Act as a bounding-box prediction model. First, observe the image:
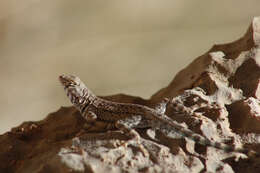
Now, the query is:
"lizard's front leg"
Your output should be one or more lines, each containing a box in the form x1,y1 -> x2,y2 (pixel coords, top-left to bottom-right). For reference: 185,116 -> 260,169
82,110 -> 97,123
81,111 -> 111,133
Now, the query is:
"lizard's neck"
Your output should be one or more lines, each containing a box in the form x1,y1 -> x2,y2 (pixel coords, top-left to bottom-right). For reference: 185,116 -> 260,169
78,89 -> 96,113
65,85 -> 96,113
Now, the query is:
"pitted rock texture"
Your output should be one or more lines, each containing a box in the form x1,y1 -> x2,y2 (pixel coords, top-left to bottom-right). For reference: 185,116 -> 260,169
1,17 -> 260,173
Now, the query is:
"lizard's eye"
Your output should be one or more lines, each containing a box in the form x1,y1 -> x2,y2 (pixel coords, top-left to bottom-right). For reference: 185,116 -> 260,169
70,81 -> 77,86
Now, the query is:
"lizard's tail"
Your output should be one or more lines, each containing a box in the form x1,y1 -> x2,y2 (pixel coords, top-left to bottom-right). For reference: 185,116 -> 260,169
187,132 -> 257,157
158,115 -> 258,157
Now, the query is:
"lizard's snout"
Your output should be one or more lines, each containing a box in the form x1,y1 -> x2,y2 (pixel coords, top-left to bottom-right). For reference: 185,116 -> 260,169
59,74 -> 79,88
59,75 -> 67,85
59,74 -> 72,87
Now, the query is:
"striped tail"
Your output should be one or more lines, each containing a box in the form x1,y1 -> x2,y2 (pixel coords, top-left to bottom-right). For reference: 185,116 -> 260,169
152,114 -> 258,157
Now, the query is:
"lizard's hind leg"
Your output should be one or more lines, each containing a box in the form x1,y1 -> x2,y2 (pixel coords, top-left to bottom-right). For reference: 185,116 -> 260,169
154,98 -> 170,114
115,116 -> 149,156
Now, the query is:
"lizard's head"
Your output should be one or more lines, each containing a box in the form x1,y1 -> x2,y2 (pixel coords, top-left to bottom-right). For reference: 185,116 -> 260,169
59,74 -> 82,88
59,74 -> 88,106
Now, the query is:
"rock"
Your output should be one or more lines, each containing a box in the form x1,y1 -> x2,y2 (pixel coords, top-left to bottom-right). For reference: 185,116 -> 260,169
1,17 -> 260,173
227,97 -> 260,133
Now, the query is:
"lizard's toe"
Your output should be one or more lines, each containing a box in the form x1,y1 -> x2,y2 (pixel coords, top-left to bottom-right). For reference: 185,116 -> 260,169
83,123 -> 93,130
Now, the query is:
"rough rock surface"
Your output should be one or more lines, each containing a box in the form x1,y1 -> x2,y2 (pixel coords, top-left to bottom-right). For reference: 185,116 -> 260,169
1,17 -> 260,173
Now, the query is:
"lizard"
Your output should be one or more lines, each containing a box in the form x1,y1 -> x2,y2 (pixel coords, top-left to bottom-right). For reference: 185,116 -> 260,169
59,74 -> 257,156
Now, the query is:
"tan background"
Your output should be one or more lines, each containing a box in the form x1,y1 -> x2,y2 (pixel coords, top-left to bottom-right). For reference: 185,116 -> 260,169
0,1 -> 259,134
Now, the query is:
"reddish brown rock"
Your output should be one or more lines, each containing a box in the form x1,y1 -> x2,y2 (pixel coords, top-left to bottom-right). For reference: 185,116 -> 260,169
151,18 -> 257,102
1,17 -> 260,173
227,98 -> 260,133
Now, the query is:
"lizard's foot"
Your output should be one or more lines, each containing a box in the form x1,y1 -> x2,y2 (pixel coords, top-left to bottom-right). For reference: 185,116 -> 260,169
119,131 -> 149,157
155,97 -> 170,114
75,122 -> 101,136
115,121 -> 149,157
81,121 -> 110,132
83,122 -> 93,130
75,123 -> 94,136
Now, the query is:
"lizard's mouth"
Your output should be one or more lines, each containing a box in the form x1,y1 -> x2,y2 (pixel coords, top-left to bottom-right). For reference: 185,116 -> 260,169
63,84 -> 73,90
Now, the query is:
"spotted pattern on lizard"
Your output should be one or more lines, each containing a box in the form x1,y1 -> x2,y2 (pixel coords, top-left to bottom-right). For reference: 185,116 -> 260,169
59,74 -> 257,156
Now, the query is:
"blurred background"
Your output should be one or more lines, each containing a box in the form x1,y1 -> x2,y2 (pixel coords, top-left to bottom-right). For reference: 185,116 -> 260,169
0,1 -> 259,134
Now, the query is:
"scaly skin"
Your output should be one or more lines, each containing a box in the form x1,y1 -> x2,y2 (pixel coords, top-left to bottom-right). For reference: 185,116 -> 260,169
59,74 -> 257,156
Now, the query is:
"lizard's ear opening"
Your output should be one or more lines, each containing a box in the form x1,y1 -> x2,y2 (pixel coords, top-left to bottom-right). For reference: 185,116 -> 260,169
73,76 -> 82,85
